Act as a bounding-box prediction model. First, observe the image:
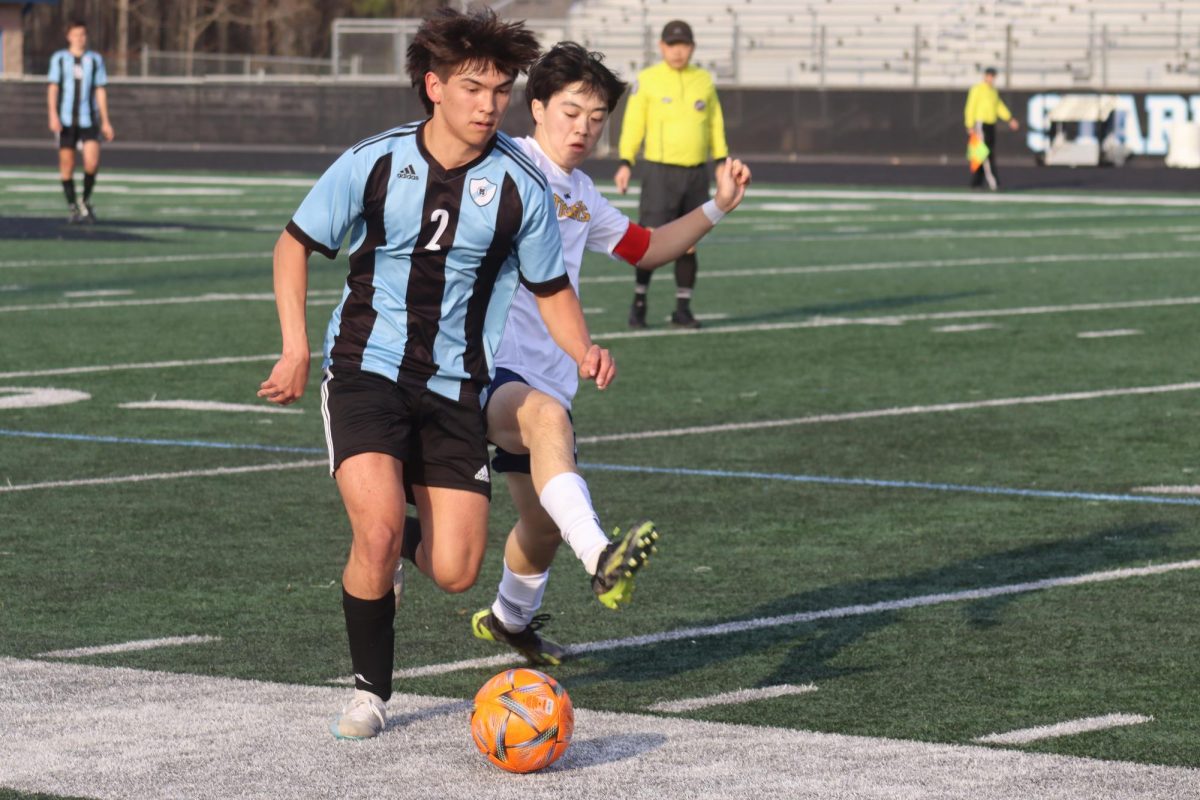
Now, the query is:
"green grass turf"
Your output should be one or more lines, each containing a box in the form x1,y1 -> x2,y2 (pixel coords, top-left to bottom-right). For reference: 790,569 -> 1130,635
1,169 -> 1198,770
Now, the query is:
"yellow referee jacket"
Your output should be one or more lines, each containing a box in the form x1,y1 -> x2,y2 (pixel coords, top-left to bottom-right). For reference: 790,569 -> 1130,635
963,81 -> 1012,129
618,61 -> 728,167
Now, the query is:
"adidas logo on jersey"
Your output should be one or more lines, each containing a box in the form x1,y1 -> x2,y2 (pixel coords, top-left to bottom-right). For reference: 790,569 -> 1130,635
396,164 -> 419,180
474,466 -> 490,483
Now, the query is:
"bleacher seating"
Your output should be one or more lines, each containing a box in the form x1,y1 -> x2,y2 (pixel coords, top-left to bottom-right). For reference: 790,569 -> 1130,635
553,0 -> 1200,87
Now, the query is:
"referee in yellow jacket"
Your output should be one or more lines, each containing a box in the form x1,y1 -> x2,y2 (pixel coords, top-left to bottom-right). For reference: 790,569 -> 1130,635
615,20 -> 728,328
964,67 -> 1020,190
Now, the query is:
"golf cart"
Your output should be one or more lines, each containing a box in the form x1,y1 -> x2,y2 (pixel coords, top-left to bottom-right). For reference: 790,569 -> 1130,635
1039,94 -> 1131,167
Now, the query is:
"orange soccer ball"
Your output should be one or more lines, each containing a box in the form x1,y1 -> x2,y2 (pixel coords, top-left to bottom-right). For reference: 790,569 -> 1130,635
470,668 -> 574,773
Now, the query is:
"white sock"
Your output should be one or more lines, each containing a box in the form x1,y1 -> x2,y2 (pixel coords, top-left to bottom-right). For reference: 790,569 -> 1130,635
539,472 -> 609,575
491,561 -> 549,632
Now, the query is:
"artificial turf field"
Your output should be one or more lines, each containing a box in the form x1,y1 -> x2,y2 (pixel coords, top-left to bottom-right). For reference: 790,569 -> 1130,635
0,166 -> 1198,798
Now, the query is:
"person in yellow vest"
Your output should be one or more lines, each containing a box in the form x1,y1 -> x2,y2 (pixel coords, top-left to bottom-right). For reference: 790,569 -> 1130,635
964,67 -> 1020,190
615,20 -> 728,328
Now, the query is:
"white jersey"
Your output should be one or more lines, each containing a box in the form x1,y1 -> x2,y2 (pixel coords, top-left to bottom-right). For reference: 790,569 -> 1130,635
492,136 -> 632,409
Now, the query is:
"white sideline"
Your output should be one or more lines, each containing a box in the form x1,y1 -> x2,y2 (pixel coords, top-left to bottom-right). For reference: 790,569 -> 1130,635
38,635 -> 221,659
1077,329 -> 1142,339
576,381 -> 1200,444
646,684 -> 818,713
975,714 -> 1154,746
347,559 -> 1200,682
0,459 -> 325,493
3,658 -> 1195,800
1131,485 -> 1200,496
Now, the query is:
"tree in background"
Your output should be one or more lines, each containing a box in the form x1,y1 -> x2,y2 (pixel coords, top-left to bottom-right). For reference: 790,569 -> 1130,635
21,0 -> 450,74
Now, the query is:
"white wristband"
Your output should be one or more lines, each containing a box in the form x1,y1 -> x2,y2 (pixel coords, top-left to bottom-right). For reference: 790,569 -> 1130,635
701,199 -> 726,226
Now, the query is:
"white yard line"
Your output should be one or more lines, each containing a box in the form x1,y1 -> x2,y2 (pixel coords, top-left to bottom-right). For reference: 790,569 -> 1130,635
593,296 -> 1200,342
62,289 -> 134,298
934,323 -> 1000,333
577,381 -> 1200,444
118,399 -> 303,414
579,250 -> 1196,284
0,251 -> 270,270
0,460 -> 325,493
37,635 -> 221,659
1131,485 -> 1200,496
975,714 -> 1154,746
351,559 -> 1200,681
646,684 -> 818,713
0,292 -> 275,313
0,353 -> 289,380
1077,329 -> 1142,339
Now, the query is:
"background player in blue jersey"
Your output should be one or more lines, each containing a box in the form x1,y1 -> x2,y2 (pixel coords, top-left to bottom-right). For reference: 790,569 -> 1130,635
47,20 -> 114,224
258,9 -> 613,741
469,43 -> 751,665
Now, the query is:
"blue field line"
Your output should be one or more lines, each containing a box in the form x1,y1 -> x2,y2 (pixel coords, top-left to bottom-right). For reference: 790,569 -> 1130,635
2,427 -> 1194,506
0,428 -> 325,455
577,461 -> 1200,507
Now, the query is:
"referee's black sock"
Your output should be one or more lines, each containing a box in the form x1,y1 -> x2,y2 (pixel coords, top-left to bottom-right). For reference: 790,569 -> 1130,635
61,179 -> 77,207
343,586 -> 396,701
83,172 -> 96,202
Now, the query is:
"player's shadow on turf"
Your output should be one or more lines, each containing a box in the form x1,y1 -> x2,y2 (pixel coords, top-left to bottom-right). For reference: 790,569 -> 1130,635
550,732 -> 668,771
385,698 -> 472,730
0,216 -> 252,241
569,521 -> 1177,690
722,290 -> 989,326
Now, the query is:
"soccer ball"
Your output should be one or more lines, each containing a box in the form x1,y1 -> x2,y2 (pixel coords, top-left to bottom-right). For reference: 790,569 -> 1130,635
470,667 -> 574,773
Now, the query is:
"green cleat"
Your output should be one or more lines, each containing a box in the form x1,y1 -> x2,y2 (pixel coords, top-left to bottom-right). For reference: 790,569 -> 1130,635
471,609 -> 565,666
592,520 -> 659,610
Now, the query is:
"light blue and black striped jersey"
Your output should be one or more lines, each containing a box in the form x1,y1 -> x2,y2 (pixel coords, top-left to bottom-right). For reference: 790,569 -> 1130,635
287,120 -> 570,404
47,49 -> 108,128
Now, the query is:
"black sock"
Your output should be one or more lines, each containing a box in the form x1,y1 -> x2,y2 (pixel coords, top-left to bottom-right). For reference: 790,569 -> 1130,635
676,296 -> 691,314
634,266 -> 651,299
62,179 -> 76,206
83,173 -> 96,202
342,586 -> 396,701
399,516 -> 422,564
674,252 -> 698,292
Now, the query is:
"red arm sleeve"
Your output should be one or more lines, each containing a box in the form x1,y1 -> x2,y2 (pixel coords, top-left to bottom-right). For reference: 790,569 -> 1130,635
612,222 -> 651,265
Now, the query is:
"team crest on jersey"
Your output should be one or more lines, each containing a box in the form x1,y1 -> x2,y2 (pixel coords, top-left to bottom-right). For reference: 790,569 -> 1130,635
694,99 -> 707,111
469,177 -> 498,207
554,193 -> 590,222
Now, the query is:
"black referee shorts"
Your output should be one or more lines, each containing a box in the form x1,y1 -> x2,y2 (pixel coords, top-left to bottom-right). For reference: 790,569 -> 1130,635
637,161 -> 711,228
320,369 -> 491,501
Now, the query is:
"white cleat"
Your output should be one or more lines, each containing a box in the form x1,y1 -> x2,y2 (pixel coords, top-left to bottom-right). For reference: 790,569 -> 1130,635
331,689 -> 387,740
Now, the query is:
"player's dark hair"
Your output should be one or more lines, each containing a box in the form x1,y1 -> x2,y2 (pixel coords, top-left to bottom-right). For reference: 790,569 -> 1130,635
406,7 -> 541,114
525,42 -> 627,114
65,19 -> 88,33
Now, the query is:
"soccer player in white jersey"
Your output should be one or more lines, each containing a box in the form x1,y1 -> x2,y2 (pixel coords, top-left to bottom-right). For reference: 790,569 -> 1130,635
468,42 -> 751,664
258,11 -> 613,740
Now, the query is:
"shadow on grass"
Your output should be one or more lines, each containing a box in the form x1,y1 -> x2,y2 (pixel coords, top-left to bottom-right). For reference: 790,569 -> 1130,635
0,216 -> 252,241
569,521 -> 1178,690
716,289 -> 990,326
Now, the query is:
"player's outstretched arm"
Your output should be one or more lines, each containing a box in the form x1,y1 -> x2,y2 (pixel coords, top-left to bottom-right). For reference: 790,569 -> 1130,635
634,157 -> 752,269
258,230 -> 311,405
533,286 -> 615,390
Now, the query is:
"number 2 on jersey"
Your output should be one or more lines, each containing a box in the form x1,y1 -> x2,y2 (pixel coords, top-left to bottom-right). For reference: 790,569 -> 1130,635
424,209 -> 450,251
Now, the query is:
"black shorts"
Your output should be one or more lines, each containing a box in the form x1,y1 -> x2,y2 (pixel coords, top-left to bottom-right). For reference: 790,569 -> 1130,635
59,126 -> 99,150
638,161 -> 711,228
321,369 -> 491,500
484,367 -> 575,475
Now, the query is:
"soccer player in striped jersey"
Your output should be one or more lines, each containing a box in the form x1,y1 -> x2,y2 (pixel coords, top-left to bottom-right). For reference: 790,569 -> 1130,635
47,20 -> 114,224
258,10 -> 613,740
470,43 -> 751,665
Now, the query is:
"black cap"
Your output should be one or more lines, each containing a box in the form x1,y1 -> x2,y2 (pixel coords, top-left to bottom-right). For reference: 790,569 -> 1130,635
661,20 -> 694,45
984,66 -> 998,76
